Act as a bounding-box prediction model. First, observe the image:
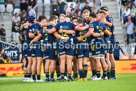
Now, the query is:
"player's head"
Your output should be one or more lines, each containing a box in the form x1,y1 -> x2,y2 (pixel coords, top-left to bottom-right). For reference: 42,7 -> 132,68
65,17 -> 70,22
98,10 -> 106,19
72,17 -> 78,24
59,14 -> 66,23
77,19 -> 83,25
90,12 -> 96,21
100,6 -> 109,16
38,15 -> 48,23
49,15 -> 58,24
28,16 -> 35,23
100,6 -> 108,12
83,9 -> 90,21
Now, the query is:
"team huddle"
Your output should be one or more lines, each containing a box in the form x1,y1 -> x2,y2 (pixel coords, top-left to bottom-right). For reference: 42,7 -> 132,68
20,6 -> 116,82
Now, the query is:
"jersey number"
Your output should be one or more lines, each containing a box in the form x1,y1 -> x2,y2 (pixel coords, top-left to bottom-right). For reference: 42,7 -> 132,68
99,30 -> 102,33
45,34 -> 48,40
62,33 -> 68,37
80,35 -> 87,42
24,34 -> 27,41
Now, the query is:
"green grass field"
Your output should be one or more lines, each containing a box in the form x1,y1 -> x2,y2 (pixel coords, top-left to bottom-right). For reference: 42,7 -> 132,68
0,74 -> 136,91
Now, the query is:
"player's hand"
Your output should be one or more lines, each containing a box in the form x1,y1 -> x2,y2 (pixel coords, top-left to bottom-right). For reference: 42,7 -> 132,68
102,20 -> 107,24
77,37 -> 82,41
100,32 -> 104,36
30,41 -> 33,45
113,32 -> 116,36
64,37 -> 69,41
85,24 -> 89,28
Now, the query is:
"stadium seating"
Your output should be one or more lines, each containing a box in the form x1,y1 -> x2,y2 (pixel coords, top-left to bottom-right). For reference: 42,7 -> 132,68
0,4 -> 5,19
6,4 -> 13,18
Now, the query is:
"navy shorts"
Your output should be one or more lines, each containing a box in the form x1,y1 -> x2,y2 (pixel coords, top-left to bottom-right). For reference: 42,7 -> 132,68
31,43 -> 43,57
22,43 -> 31,57
93,39 -> 106,56
77,49 -> 89,58
109,37 -> 116,54
43,49 -> 58,60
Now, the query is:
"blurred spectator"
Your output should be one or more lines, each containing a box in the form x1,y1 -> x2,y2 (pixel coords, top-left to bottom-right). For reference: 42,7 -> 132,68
67,3 -> 74,16
82,2 -> 92,13
0,24 -> 6,41
58,0 -> 66,14
121,0 -> 127,7
131,5 -> 136,17
12,22 -> 20,43
52,1 -> 59,17
75,6 -> 81,14
131,5 -> 136,25
86,0 -> 96,9
0,48 -> 12,64
76,10 -> 82,19
11,13 -> 21,25
125,15 -> 135,44
28,0 -> 37,10
28,5 -> 36,17
75,1 -> 81,10
21,12 -> 27,25
126,0 -> 134,9
114,42 -> 125,60
69,9 -> 76,18
124,6 -> 131,20
20,0 -> 28,12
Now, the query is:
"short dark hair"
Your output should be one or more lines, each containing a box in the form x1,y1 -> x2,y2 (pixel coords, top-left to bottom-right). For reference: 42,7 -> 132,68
49,15 -> 57,21
38,15 -> 47,22
72,17 -> 78,21
98,11 -> 106,15
71,8 -> 74,11
77,19 -> 83,24
90,12 -> 96,18
100,6 -> 108,11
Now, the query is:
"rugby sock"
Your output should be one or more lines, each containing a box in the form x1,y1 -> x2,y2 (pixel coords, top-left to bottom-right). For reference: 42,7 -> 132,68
94,70 -> 96,76
74,73 -> 78,78
68,73 -> 72,79
103,71 -> 107,77
111,67 -> 115,77
96,71 -> 101,78
79,69 -> 83,79
37,75 -> 40,80
92,70 -> 95,76
32,74 -> 36,80
28,73 -> 31,78
24,73 -> 27,78
107,71 -> 111,79
51,72 -> 54,79
45,72 -> 49,79
61,73 -> 64,79
83,64 -> 88,78
57,71 -> 60,77
65,64 -> 67,76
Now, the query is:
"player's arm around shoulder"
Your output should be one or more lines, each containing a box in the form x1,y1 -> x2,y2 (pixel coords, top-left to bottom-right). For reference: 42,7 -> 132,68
30,29 -> 43,44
